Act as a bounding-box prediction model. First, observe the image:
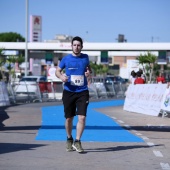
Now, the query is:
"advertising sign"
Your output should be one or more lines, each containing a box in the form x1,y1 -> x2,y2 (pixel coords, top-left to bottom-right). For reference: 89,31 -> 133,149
30,15 -> 42,42
157,51 -> 167,65
101,51 -> 108,64
45,53 -> 53,65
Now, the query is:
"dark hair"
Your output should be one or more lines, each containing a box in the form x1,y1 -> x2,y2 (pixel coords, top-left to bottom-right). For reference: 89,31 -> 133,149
139,69 -> 143,74
131,71 -> 136,78
131,70 -> 135,74
136,71 -> 142,77
71,36 -> 83,46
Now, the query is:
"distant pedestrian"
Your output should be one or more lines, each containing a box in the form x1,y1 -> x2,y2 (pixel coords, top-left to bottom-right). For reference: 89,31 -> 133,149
156,72 -> 165,84
134,71 -> 145,84
129,70 -> 136,84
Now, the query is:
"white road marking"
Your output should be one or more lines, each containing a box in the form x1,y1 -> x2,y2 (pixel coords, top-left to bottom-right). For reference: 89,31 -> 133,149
147,142 -> 155,146
146,124 -> 153,128
131,130 -> 138,133
160,163 -> 170,170
117,120 -> 124,123
159,124 -> 166,128
124,125 -> 131,128
153,150 -> 163,157
141,136 -> 149,140
109,119 -> 169,170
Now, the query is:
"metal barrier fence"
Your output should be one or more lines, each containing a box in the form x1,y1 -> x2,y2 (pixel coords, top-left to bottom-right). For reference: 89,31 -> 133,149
88,82 -> 127,99
88,76 -> 127,99
7,81 -> 63,103
6,80 -> 127,104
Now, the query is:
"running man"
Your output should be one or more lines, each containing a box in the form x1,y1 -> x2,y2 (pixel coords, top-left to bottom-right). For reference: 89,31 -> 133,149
55,36 -> 92,153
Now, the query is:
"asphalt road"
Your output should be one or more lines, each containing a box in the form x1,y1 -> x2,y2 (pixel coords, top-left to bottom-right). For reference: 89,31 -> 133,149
0,100 -> 170,170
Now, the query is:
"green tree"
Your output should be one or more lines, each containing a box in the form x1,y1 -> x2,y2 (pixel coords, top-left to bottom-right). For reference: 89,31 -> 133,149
0,48 -> 25,82
6,56 -> 17,82
90,61 -> 98,76
6,55 -> 25,82
0,32 -> 25,42
90,62 -> 109,76
136,52 -> 157,83
16,54 -> 25,74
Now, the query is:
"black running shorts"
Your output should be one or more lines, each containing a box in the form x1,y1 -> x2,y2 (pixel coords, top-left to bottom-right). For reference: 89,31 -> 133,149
62,90 -> 89,118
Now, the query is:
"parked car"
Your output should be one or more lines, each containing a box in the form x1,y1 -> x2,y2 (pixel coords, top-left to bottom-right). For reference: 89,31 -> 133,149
14,76 -> 47,96
105,76 -> 126,84
104,76 -> 127,97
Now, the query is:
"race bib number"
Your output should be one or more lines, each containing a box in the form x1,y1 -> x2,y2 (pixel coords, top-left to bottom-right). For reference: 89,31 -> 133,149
71,75 -> 84,86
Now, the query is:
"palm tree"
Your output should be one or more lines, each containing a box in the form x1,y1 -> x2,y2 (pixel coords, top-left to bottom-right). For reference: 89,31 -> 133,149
146,52 -> 157,82
16,54 -> 25,74
90,61 -> 109,77
6,54 -> 25,82
6,55 -> 17,82
137,51 -> 157,83
90,61 -> 98,76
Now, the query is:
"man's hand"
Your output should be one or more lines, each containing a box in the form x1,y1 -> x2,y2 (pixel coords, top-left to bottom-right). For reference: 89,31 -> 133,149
60,74 -> 69,82
56,67 -> 69,82
85,67 -> 92,77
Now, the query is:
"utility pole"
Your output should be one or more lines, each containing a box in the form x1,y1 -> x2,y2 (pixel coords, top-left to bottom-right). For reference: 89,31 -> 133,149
25,0 -> 28,76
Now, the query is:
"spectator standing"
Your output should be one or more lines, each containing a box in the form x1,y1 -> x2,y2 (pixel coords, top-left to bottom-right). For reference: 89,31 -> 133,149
134,71 -> 145,84
156,73 -> 165,84
129,70 -> 136,84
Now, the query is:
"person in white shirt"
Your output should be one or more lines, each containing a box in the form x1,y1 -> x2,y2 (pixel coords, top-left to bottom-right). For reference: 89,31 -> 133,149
129,70 -> 136,84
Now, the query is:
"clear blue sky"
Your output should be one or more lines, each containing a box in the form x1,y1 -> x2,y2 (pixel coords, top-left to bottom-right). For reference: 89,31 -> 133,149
0,0 -> 170,42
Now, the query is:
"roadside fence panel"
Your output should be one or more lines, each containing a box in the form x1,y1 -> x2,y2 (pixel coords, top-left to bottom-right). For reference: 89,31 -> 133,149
7,81 -> 63,104
88,83 -> 98,99
113,82 -> 126,98
104,82 -> 116,98
8,82 -> 42,103
38,81 -> 63,101
93,82 -> 108,99
6,80 -> 127,104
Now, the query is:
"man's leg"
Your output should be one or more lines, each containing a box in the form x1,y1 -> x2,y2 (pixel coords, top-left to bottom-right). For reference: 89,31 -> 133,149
72,115 -> 86,153
65,117 -> 74,152
72,90 -> 89,153
65,117 -> 74,138
76,115 -> 86,140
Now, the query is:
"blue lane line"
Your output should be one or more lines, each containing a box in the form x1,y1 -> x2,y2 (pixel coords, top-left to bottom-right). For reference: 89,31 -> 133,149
35,100 -> 144,142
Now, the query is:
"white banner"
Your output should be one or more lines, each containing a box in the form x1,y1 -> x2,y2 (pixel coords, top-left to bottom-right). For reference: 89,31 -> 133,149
160,87 -> 170,111
123,84 -> 167,116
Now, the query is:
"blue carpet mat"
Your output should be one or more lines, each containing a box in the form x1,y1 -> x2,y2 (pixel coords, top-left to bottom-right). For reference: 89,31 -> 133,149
35,100 -> 144,142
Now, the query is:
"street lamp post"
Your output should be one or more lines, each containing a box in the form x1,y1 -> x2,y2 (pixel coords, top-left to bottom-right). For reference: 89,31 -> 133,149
25,0 -> 28,76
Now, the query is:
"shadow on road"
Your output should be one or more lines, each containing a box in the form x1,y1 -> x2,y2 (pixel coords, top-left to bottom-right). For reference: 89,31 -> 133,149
0,106 -> 10,127
85,144 -> 164,153
0,143 -> 47,154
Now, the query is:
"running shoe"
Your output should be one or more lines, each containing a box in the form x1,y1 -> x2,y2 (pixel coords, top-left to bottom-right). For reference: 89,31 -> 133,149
66,139 -> 74,152
72,140 -> 84,153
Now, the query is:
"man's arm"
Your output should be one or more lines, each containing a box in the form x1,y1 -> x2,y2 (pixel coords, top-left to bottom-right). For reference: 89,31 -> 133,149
55,67 -> 68,82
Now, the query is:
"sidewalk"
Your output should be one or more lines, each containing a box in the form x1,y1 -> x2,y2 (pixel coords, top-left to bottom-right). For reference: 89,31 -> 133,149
0,100 -> 170,170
